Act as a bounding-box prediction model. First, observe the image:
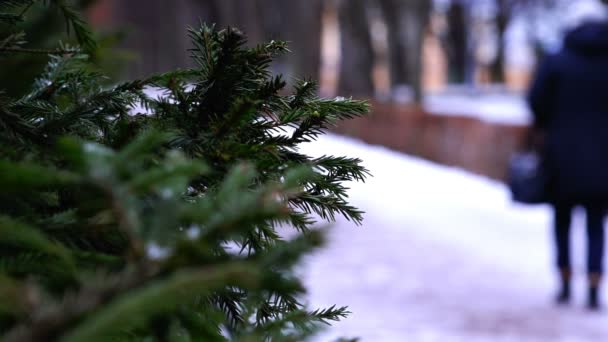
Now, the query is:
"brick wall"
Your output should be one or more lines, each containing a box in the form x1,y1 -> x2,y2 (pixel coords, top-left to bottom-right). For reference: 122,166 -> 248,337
333,101 -> 529,181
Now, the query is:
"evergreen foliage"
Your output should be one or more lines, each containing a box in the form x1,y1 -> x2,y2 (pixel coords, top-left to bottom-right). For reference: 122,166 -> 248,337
0,0 -> 127,96
0,3 -> 369,340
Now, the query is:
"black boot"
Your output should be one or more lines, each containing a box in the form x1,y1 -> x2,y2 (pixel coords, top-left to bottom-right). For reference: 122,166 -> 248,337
588,273 -> 601,311
556,280 -> 571,304
556,268 -> 571,305
588,286 -> 600,310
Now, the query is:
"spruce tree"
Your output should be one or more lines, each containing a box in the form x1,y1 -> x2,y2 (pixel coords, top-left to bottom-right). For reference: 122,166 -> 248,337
0,0 -> 127,96
0,2 -> 369,340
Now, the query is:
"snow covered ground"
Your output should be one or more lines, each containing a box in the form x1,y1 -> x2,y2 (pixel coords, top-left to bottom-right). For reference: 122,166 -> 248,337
424,92 -> 532,126
298,134 -> 608,342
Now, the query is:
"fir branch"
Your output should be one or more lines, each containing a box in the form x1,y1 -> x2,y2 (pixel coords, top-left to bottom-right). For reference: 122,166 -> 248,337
0,216 -> 78,284
0,21 -> 370,339
50,0 -> 96,52
0,32 -> 26,49
3,266 -> 158,342
312,155 -> 371,182
289,79 -> 318,109
0,103 -> 44,144
308,305 -> 351,325
0,12 -> 22,24
60,264 -> 261,342
0,0 -> 35,10
211,289 -> 246,330
26,53 -> 89,101
0,160 -> 79,191
16,0 -> 33,17
0,0 -> 34,23
290,192 -> 365,225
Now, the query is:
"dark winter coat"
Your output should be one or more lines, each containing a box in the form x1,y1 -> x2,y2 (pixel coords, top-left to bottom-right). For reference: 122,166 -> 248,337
528,20 -> 608,202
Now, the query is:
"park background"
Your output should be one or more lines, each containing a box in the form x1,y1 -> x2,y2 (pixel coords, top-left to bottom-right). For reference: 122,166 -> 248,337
86,1 -> 608,340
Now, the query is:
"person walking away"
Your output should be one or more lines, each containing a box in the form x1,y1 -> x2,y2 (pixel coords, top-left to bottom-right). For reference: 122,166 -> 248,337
528,6 -> 608,310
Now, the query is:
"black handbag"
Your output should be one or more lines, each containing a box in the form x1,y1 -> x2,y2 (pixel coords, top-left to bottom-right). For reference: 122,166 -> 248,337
508,151 -> 548,204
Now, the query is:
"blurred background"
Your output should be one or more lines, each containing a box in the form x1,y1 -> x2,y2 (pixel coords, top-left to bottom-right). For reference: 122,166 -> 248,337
89,0 -> 600,94
81,0 -> 608,340
85,0 -> 608,182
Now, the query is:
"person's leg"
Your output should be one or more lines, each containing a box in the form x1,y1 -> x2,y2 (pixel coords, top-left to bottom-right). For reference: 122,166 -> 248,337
585,203 -> 606,310
554,203 -> 573,303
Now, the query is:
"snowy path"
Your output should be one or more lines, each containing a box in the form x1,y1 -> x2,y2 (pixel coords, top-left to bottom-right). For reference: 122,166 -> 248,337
298,134 -> 608,342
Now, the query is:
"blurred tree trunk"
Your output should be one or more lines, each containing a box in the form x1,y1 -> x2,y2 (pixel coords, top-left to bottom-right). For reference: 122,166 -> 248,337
378,0 -> 410,88
112,0 -> 218,78
379,0 -> 430,103
491,0 -> 554,83
108,0 -> 324,86
254,0 -> 323,81
286,0 -> 324,80
491,0 -> 510,83
407,0 -> 432,103
214,0 -> 263,44
445,1 -> 468,84
176,0 -> 219,64
337,0 -> 374,97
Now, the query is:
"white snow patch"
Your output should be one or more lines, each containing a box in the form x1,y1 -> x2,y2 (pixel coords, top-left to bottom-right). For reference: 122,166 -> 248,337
424,92 -> 532,126
297,134 -> 608,341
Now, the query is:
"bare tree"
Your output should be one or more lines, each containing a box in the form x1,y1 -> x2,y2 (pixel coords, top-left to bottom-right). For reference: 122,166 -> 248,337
337,0 -> 375,97
444,0 -> 469,84
109,0 -> 219,77
286,0 -> 324,80
104,0 -> 327,88
492,0 -> 513,83
408,0 -> 432,103
254,0 -> 324,81
492,0 -> 555,82
214,0 -> 264,44
378,0 -> 432,102
378,0 -> 410,89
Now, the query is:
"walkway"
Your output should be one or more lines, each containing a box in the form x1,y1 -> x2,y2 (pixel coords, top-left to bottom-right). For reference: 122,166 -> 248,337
299,134 -> 608,341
